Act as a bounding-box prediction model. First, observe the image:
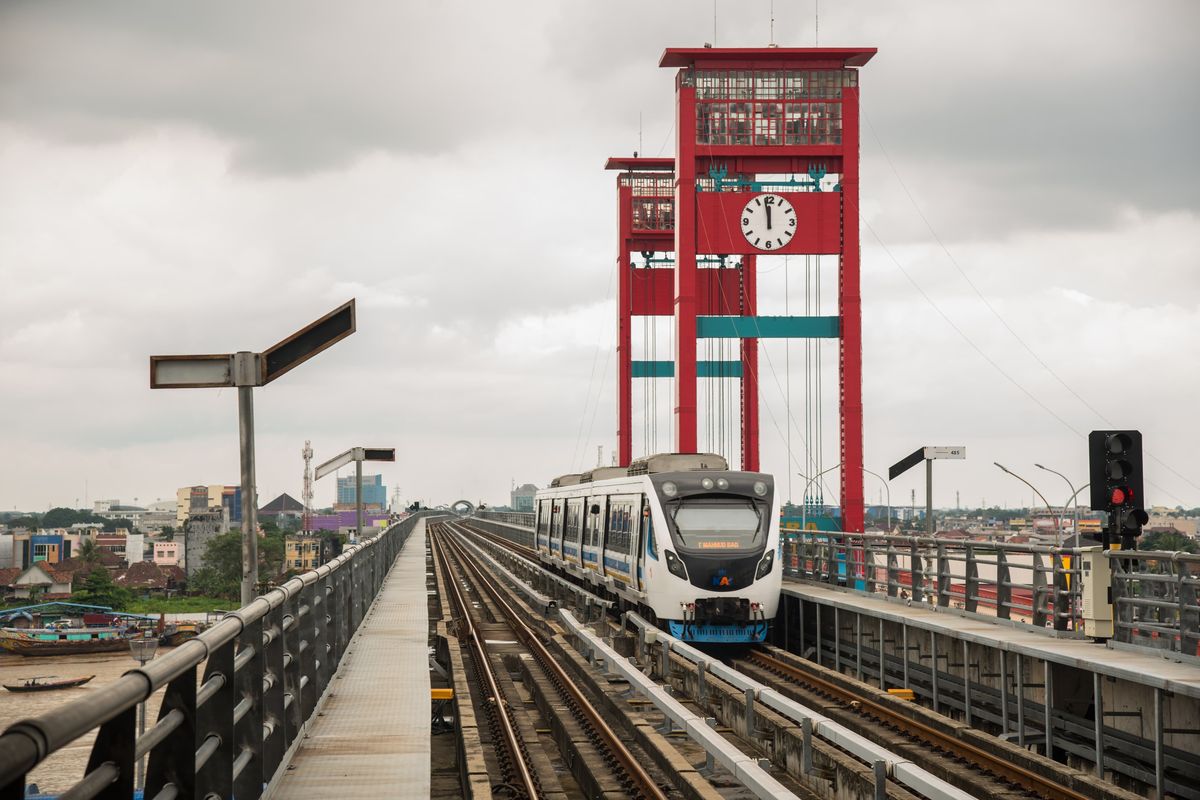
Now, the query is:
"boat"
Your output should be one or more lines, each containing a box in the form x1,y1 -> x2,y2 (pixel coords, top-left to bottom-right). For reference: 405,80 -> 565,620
158,621 -> 204,647
0,627 -> 131,657
4,675 -> 95,692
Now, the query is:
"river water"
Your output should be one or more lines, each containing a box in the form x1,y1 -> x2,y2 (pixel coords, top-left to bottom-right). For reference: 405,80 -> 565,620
0,647 -> 181,795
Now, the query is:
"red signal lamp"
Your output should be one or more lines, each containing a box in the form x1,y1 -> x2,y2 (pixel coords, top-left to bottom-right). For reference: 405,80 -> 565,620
1111,487 -> 1126,505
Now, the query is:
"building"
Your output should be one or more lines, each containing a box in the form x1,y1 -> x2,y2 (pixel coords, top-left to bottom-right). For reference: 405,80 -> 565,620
510,483 -> 537,513
12,563 -> 75,599
91,500 -> 151,530
182,511 -> 229,577
1147,515 -> 1198,537
336,474 -> 386,510
260,493 -> 305,529
285,536 -> 323,572
176,485 -> 243,527
153,541 -> 181,566
308,510 -> 390,536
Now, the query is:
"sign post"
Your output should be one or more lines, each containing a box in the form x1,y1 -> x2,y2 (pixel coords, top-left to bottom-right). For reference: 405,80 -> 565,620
150,300 -> 357,606
315,447 -> 397,542
889,446 -> 965,536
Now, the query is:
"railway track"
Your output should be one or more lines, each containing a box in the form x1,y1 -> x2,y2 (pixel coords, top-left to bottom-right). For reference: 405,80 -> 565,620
431,522 -> 671,800
736,648 -> 1099,800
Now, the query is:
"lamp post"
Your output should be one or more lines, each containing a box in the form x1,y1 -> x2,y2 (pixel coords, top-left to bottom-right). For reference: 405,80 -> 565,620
861,467 -> 891,531
994,462 -> 1060,547
798,463 -> 841,532
129,634 -> 160,791
1034,463 -> 1079,536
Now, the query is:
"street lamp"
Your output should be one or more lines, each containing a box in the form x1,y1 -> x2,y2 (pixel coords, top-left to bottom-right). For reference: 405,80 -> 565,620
861,467 -> 891,531
129,634 -> 160,791
994,462 -> 1060,547
798,463 -> 841,532
1034,463 -> 1080,536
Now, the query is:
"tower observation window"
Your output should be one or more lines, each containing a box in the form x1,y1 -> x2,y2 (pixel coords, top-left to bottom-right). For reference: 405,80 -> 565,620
621,173 -> 675,231
695,69 -> 855,146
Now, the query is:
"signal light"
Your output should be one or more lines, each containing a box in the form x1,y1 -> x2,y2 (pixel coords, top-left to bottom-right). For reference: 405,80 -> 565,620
1089,430 -> 1146,546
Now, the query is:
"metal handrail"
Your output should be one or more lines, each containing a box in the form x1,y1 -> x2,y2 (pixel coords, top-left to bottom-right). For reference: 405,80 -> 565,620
0,511 -> 436,799
783,529 -> 1082,632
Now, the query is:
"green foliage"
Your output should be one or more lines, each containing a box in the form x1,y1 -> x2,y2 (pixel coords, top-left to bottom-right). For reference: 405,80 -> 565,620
159,526 -> 174,541
188,566 -> 238,599
1140,530 -> 1199,554
73,568 -> 132,611
260,528 -> 286,576
78,537 -> 99,563
103,517 -> 136,533
125,596 -> 234,614
5,515 -> 41,529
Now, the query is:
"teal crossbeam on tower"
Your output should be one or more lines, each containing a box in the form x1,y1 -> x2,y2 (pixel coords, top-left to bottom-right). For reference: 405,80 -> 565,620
696,316 -> 840,339
632,360 -> 743,378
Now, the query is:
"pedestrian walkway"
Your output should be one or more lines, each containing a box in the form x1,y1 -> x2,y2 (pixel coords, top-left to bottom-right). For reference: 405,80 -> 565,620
269,518 -> 430,798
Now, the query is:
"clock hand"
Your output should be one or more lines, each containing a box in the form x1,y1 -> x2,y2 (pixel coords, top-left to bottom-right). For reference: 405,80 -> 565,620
766,204 -> 773,230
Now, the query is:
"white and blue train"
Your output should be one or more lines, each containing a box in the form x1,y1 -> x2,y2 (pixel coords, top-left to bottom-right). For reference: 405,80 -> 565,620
533,453 -> 781,643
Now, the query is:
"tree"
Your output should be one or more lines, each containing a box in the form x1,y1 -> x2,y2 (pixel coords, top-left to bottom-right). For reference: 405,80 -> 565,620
189,566 -> 239,599
78,537 -> 100,564
73,568 -> 132,610
159,525 -> 175,541
1141,530 -> 1199,554
5,515 -> 40,530
260,528 -> 286,577
103,517 -> 136,533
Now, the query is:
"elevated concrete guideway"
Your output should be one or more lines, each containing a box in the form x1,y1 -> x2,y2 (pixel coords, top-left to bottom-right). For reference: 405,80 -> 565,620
268,518 -> 431,799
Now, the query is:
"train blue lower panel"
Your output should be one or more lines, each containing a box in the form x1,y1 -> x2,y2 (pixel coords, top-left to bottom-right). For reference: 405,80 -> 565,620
668,620 -> 769,643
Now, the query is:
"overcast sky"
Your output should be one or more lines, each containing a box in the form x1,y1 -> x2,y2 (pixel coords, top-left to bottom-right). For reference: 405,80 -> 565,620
1,1 -> 1197,515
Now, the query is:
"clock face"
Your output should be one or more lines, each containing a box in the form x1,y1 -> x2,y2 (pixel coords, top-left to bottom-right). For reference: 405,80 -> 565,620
740,193 -> 796,251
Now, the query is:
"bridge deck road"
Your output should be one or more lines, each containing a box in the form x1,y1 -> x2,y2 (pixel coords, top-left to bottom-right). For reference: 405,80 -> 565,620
268,518 -> 430,798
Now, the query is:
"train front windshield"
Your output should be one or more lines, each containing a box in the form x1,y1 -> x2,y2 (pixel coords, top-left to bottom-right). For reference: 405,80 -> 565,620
671,498 -> 764,549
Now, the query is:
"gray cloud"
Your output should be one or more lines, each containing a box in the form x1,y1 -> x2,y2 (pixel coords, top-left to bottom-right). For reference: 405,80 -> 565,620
0,1 -> 1196,510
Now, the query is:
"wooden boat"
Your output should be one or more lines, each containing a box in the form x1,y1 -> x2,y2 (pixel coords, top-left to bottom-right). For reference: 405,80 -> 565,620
158,622 -> 203,647
0,627 -> 130,657
4,675 -> 95,692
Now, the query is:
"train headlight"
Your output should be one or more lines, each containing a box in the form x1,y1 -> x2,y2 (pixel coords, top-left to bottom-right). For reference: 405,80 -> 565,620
664,549 -> 688,579
755,549 -> 774,579
716,478 -> 729,490
701,477 -> 715,490
753,481 -> 768,497
662,481 -> 678,497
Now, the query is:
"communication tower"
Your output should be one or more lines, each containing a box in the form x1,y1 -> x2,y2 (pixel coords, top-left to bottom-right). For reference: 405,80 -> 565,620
302,440 -> 314,533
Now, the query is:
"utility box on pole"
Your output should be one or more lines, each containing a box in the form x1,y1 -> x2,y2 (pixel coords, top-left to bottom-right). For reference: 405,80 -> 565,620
1079,546 -> 1114,639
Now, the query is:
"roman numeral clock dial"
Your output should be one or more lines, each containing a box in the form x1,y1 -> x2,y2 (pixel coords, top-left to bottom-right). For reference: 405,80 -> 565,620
740,193 -> 796,251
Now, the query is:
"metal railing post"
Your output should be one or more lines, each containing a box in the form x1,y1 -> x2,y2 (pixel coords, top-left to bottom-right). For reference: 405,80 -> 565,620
145,665 -> 198,799
83,705 -> 136,800
282,590 -> 303,750
235,614 -> 266,799
936,543 -> 950,607
964,543 -> 979,613
910,538 -> 924,604
996,548 -> 1012,620
1032,551 -> 1048,628
195,635 -> 236,797
262,602 -> 287,772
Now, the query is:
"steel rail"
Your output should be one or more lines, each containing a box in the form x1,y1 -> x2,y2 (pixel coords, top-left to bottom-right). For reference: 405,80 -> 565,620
459,519 -> 539,560
741,649 -> 1092,800
436,525 -> 669,800
430,526 -> 541,800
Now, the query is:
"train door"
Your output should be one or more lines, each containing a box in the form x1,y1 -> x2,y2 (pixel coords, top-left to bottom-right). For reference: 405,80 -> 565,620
632,495 -> 646,591
550,498 -> 564,559
564,497 -> 583,566
603,495 -> 636,587
583,495 -> 605,575
639,495 -> 657,589
536,499 -> 551,555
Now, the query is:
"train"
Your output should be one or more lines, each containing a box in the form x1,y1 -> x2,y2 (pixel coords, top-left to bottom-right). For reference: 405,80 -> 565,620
533,453 -> 781,643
